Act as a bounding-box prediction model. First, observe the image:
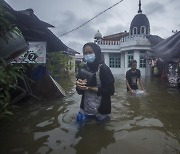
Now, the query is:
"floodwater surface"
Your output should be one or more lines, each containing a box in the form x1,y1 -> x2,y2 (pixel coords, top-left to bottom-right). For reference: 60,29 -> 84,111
0,76 -> 180,154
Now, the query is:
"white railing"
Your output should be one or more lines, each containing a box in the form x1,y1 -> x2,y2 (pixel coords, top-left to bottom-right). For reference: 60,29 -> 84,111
120,35 -> 151,47
97,40 -> 121,45
97,34 -> 151,50
120,34 -> 147,42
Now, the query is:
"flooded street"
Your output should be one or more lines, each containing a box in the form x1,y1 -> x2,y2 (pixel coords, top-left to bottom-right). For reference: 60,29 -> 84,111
0,76 -> 180,154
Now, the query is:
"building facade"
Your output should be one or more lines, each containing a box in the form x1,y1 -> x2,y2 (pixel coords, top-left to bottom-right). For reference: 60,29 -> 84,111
94,0 -> 160,76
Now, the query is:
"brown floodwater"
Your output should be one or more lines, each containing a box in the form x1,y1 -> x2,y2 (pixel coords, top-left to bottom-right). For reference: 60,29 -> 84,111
0,75 -> 180,154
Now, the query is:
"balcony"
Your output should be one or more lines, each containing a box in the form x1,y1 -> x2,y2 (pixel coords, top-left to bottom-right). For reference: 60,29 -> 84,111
97,40 -> 120,50
120,35 -> 151,48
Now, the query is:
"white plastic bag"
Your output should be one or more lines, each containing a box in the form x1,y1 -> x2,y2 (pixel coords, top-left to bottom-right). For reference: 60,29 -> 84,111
134,90 -> 146,96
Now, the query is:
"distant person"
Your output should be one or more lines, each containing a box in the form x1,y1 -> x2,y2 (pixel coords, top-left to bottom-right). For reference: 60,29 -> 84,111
76,42 -> 115,123
126,60 -> 145,95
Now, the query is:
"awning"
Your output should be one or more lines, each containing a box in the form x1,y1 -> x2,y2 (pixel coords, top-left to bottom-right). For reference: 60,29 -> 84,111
152,31 -> 180,61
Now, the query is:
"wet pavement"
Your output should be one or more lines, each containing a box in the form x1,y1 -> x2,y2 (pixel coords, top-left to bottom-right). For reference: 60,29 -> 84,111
0,75 -> 180,154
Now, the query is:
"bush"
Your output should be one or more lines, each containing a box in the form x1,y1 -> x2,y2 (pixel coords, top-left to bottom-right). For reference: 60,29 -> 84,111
47,52 -> 71,79
0,59 -> 24,119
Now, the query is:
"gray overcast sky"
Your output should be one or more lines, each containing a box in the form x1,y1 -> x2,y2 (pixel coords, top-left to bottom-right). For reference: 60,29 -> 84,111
5,0 -> 180,53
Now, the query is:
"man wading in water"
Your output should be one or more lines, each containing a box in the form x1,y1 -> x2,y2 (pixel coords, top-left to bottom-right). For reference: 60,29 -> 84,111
126,60 -> 145,95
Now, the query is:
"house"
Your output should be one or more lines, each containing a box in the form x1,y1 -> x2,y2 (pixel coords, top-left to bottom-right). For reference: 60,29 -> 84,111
94,0 -> 163,76
2,0 -> 79,64
1,0 -> 80,100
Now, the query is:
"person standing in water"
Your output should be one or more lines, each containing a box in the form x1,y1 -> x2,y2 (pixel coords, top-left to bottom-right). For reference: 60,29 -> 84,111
126,60 -> 145,95
76,42 -> 115,123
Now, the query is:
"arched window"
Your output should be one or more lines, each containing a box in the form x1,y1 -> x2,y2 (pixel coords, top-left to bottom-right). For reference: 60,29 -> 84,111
140,26 -> 146,34
133,27 -> 137,35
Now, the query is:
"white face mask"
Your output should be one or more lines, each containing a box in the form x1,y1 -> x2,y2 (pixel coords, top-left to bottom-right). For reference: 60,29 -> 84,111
84,53 -> 96,63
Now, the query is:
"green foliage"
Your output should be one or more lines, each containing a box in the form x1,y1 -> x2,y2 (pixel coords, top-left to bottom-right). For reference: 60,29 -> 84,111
0,58 -> 24,119
47,52 -> 71,79
0,1 -> 26,120
0,0 -> 15,36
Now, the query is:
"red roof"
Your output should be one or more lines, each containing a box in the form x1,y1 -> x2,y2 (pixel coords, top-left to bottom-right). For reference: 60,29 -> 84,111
103,32 -> 129,41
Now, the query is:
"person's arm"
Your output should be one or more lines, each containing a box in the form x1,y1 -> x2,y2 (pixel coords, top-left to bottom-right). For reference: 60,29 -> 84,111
77,65 -> 115,95
76,78 -> 99,92
137,70 -> 145,91
126,71 -> 134,95
87,86 -> 98,92
138,78 -> 145,91
126,79 -> 134,95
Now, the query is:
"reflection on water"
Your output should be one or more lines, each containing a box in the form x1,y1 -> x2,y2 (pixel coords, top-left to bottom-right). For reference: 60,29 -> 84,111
0,76 -> 180,154
74,124 -> 115,154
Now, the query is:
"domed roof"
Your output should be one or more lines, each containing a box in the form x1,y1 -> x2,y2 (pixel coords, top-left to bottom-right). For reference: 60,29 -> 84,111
130,14 -> 150,32
129,0 -> 150,35
94,30 -> 102,39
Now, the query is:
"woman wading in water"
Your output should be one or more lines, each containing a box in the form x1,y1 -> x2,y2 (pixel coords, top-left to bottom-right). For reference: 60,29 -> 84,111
76,42 -> 115,123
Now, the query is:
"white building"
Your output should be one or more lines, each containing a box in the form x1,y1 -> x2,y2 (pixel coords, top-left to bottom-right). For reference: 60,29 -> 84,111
94,0 -> 162,76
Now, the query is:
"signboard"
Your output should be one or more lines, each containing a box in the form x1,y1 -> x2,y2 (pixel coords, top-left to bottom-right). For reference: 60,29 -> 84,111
12,42 -> 47,63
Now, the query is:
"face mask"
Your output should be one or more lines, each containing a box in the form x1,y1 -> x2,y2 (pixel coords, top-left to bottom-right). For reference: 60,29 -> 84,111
84,53 -> 95,63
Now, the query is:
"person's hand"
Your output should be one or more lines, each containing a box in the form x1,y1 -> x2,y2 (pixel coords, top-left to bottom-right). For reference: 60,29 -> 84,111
130,90 -> 135,96
76,79 -> 88,90
76,79 -> 87,85
142,89 -> 146,95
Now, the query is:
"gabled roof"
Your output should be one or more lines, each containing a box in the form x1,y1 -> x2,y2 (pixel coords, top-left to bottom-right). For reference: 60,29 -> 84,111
146,35 -> 164,47
16,9 -> 55,28
2,0 -> 74,54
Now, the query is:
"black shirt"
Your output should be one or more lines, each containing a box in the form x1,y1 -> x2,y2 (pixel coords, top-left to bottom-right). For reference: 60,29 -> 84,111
126,69 -> 141,91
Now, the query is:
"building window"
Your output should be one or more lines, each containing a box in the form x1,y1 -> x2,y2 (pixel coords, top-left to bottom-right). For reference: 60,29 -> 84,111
109,53 -> 121,68
133,27 -> 137,35
139,51 -> 146,68
140,26 -> 146,34
128,51 -> 134,67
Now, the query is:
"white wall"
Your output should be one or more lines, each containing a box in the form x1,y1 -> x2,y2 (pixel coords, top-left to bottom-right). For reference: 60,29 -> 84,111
99,35 -> 153,76
102,50 -> 151,76
104,53 -> 109,66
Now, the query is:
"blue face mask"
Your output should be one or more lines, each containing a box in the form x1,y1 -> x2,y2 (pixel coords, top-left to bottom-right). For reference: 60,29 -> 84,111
84,53 -> 95,63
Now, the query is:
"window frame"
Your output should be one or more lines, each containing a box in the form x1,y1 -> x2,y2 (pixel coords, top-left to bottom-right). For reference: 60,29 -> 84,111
140,26 -> 146,34
133,27 -> 137,35
109,53 -> 121,68
139,51 -> 146,68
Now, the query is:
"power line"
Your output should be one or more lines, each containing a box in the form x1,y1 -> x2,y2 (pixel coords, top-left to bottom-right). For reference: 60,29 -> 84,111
59,0 -> 124,37
60,0 -> 175,37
